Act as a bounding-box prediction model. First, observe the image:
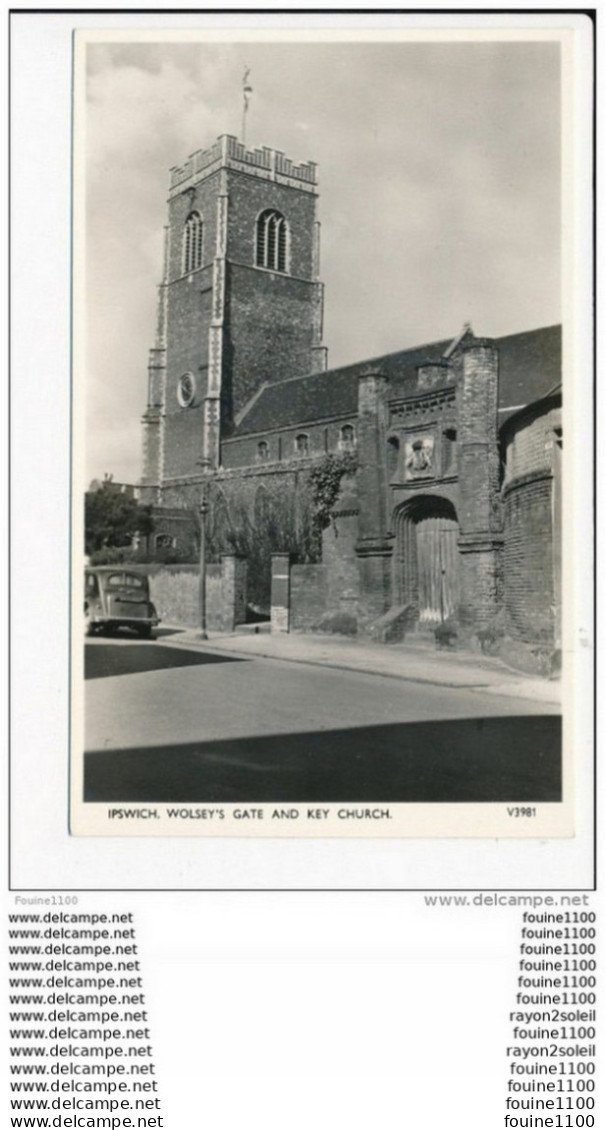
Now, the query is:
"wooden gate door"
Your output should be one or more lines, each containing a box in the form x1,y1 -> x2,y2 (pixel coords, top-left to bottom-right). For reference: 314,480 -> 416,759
415,512 -> 459,625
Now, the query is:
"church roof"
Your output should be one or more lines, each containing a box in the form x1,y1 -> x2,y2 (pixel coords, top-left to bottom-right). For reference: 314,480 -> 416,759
496,325 -> 562,424
232,324 -> 561,437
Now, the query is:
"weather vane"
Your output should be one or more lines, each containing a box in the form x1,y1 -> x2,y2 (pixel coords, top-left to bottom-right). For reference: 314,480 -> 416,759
241,67 -> 253,145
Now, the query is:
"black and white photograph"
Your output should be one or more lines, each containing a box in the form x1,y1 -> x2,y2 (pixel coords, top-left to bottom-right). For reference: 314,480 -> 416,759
7,24 -> 598,1127
69,25 -> 586,840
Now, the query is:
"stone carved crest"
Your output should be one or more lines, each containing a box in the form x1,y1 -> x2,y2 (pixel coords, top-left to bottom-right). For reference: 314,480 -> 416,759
404,435 -> 434,479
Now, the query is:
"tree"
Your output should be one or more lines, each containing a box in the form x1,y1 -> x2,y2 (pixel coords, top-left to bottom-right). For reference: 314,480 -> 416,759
85,485 -> 154,556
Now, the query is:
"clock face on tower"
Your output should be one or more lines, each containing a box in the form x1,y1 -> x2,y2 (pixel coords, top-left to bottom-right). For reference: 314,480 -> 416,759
177,372 -> 196,408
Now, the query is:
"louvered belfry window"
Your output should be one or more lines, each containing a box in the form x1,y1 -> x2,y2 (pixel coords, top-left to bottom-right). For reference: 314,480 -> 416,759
183,212 -> 203,273
256,210 -> 288,272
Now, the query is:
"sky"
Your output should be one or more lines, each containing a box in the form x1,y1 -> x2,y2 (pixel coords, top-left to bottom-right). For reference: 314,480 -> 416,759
84,36 -> 561,484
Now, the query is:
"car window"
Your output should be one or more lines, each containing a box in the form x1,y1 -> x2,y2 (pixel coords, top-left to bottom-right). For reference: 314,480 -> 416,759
105,572 -> 145,589
85,573 -> 99,597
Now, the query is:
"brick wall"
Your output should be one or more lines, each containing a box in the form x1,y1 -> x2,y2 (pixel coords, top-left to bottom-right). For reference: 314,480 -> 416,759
290,564 -> 328,630
137,507 -> 198,562
163,410 -> 207,481
148,565 -> 199,628
356,372 -> 393,629
163,174 -> 218,480
458,547 -> 501,630
165,268 -> 213,392
226,265 -> 317,415
503,405 -> 559,486
223,170 -> 319,417
167,173 -> 220,282
222,417 -> 356,469
357,373 -> 390,541
148,558 -> 246,632
503,474 -> 554,641
161,266 -> 213,479
501,403 -> 559,642
322,477 -> 360,614
457,342 -> 499,537
455,341 -> 502,626
227,169 -> 316,279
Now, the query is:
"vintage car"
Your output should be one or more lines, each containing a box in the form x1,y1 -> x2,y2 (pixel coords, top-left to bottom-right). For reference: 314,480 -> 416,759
84,567 -> 160,638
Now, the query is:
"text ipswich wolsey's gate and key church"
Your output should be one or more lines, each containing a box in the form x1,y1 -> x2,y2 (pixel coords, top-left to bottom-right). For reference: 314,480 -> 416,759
139,133 -> 562,651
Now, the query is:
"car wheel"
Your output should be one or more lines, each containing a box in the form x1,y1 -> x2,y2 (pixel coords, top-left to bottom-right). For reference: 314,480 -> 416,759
138,625 -> 153,640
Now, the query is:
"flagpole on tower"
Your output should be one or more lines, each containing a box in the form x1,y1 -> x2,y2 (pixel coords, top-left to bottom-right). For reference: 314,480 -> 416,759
241,67 -> 252,145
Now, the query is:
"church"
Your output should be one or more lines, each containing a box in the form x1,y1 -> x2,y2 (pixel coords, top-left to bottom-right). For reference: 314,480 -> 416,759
139,133 -> 562,653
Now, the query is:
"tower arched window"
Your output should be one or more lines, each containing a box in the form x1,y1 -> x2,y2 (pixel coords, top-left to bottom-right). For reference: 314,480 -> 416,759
256,209 -> 288,272
183,212 -> 203,273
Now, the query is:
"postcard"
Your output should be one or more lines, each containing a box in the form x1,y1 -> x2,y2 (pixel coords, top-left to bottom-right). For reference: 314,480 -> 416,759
64,23 -> 591,845
10,13 -> 593,888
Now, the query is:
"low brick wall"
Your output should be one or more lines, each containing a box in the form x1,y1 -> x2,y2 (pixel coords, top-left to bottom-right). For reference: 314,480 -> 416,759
290,564 -> 328,631
148,557 -> 246,632
149,565 -> 198,629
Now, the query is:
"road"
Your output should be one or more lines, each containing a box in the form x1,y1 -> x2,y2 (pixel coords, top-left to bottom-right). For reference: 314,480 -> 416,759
84,636 -> 561,804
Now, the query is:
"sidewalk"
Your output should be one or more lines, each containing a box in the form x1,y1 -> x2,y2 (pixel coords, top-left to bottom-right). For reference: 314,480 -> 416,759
158,625 -> 562,706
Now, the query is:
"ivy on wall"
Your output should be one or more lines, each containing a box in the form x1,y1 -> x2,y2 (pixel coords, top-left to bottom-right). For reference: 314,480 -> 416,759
309,452 -> 358,532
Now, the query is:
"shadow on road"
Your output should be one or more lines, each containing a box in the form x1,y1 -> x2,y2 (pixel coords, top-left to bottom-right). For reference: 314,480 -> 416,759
85,643 -> 245,681
84,714 -> 561,803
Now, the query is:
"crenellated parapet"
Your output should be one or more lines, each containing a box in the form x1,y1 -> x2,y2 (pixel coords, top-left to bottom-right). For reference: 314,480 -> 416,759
169,134 -> 318,195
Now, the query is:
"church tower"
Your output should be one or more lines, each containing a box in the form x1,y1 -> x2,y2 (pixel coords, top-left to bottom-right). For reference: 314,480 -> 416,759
141,134 -> 326,497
